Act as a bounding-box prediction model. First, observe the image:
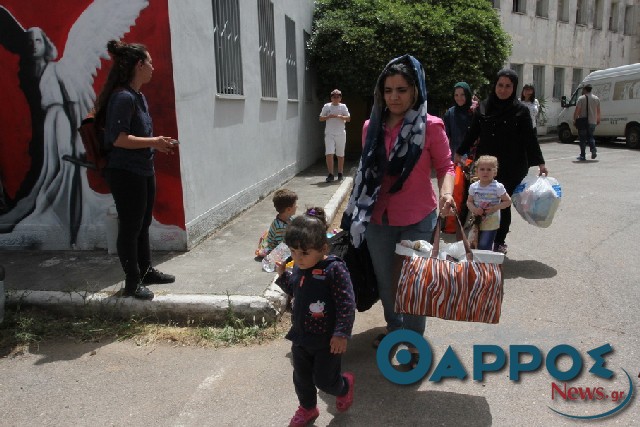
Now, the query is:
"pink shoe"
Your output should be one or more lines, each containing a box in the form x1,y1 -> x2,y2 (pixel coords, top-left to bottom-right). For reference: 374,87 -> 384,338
289,406 -> 319,427
336,372 -> 355,412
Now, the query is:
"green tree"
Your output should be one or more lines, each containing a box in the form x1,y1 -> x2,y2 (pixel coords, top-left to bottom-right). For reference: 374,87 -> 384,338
309,0 -> 511,113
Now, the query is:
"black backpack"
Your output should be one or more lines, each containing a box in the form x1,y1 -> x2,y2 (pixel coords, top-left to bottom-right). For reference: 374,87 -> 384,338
329,230 -> 379,312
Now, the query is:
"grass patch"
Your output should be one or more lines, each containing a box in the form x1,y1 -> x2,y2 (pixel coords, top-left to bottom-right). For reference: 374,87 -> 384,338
0,305 -> 290,357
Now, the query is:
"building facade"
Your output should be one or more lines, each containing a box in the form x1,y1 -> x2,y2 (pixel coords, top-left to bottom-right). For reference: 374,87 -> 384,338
0,0 -> 322,251
492,0 -> 639,128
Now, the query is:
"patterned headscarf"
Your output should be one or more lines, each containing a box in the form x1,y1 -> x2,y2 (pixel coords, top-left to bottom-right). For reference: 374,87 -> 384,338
342,54 -> 428,247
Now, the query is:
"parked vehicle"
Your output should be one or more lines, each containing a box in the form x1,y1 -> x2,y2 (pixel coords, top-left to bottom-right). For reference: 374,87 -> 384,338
557,63 -> 640,149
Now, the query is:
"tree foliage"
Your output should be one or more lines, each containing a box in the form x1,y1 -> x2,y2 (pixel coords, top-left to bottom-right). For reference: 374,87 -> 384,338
308,0 -> 511,112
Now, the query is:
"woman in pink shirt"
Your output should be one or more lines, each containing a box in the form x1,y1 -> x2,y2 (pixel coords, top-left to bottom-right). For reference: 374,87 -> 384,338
342,55 -> 455,357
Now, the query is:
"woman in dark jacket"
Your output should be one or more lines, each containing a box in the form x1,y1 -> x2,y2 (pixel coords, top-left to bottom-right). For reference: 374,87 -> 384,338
443,81 -> 474,160
455,69 -> 548,254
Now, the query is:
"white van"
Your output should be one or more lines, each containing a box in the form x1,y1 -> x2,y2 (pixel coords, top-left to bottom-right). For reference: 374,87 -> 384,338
557,63 -> 640,149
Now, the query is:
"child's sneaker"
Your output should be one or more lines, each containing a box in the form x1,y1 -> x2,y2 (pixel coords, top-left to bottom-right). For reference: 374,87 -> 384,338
337,173 -> 343,181
289,406 -> 319,427
336,372 -> 355,412
493,243 -> 508,254
325,173 -> 334,183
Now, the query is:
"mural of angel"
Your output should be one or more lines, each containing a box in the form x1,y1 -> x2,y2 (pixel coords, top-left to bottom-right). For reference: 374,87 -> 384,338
0,0 -> 149,249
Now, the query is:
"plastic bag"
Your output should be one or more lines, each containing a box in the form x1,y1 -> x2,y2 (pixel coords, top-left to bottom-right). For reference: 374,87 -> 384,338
395,240 -> 504,264
262,242 -> 291,272
512,174 -> 562,228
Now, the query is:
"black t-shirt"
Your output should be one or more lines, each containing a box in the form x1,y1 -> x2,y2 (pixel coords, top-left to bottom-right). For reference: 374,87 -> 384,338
105,87 -> 155,176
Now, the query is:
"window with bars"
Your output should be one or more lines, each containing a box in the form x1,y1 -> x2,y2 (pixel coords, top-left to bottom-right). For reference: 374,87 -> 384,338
553,67 -> 565,100
533,65 -> 545,99
285,16 -> 297,100
212,0 -> 244,95
303,30 -> 312,102
257,0 -> 277,98
536,0 -> 548,18
576,0 -> 587,25
492,1 -> 500,9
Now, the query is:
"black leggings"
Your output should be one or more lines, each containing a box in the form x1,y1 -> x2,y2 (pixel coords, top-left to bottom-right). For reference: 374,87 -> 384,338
494,178 -> 520,246
106,169 -> 155,288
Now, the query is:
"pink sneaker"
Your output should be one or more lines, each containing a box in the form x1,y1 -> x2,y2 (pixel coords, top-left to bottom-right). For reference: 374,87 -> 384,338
289,406 -> 319,427
336,372 -> 355,412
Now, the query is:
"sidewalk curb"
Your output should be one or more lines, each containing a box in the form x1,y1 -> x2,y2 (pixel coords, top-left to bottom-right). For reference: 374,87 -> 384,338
5,176 -> 355,324
6,290 -> 274,323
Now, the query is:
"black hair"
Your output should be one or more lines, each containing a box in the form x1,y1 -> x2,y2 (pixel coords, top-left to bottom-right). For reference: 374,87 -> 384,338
521,84 -> 536,102
284,207 -> 328,251
94,40 -> 149,122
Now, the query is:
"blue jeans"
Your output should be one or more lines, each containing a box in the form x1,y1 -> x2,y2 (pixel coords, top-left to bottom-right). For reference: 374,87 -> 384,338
578,124 -> 597,157
478,230 -> 497,251
365,210 -> 437,335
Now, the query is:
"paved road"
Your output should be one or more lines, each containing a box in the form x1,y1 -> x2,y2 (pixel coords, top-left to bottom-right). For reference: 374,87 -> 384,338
1,139 -> 639,426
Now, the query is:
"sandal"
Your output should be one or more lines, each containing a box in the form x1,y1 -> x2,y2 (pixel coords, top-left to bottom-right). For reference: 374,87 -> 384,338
372,333 -> 387,349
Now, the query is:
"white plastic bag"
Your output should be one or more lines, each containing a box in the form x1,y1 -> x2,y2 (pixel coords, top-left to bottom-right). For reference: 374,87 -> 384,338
395,240 -> 504,264
512,174 -> 562,228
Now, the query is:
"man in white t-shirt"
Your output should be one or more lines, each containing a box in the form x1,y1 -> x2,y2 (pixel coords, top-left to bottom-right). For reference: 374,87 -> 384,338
319,89 -> 350,182
573,84 -> 601,161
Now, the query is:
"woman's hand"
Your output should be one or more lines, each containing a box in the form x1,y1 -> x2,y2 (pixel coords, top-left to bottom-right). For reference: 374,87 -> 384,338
153,136 -> 176,154
538,164 -> 548,176
453,153 -> 463,165
439,193 -> 455,217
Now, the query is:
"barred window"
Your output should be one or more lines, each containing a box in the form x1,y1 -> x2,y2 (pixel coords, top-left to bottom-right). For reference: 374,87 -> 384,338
285,16 -> 297,100
257,0 -> 277,98
212,0 -> 243,95
303,30 -> 312,102
492,1 -> 500,9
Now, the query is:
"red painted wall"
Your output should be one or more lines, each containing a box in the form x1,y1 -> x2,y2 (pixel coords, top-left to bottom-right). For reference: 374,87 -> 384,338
0,0 -> 184,229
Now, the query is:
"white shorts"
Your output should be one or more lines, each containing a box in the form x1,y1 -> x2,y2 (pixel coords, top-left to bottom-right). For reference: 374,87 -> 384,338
325,133 -> 346,156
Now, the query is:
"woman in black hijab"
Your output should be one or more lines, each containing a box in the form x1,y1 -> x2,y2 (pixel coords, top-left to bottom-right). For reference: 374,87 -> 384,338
455,69 -> 548,254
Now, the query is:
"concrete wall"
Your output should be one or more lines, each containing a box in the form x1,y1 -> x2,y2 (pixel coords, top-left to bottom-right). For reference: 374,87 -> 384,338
495,0 -> 640,128
168,0 -> 323,249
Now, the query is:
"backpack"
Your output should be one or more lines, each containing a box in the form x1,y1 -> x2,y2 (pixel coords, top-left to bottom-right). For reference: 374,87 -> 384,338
78,115 -> 108,172
77,88 -> 134,173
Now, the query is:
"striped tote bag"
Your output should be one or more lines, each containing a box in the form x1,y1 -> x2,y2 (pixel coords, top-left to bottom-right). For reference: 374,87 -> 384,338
394,213 -> 504,323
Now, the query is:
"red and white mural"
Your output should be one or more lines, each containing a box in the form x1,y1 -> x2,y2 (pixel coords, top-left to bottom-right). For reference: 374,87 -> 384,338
0,0 -> 185,250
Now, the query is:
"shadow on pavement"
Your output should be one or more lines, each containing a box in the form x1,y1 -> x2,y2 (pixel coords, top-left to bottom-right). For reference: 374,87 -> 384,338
503,258 -> 557,280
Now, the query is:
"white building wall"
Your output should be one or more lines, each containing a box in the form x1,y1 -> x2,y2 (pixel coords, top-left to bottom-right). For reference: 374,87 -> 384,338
494,0 -> 640,128
168,0 -> 322,248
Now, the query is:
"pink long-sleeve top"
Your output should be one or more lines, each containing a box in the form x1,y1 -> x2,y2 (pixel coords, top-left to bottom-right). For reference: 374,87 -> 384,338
362,114 -> 454,226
